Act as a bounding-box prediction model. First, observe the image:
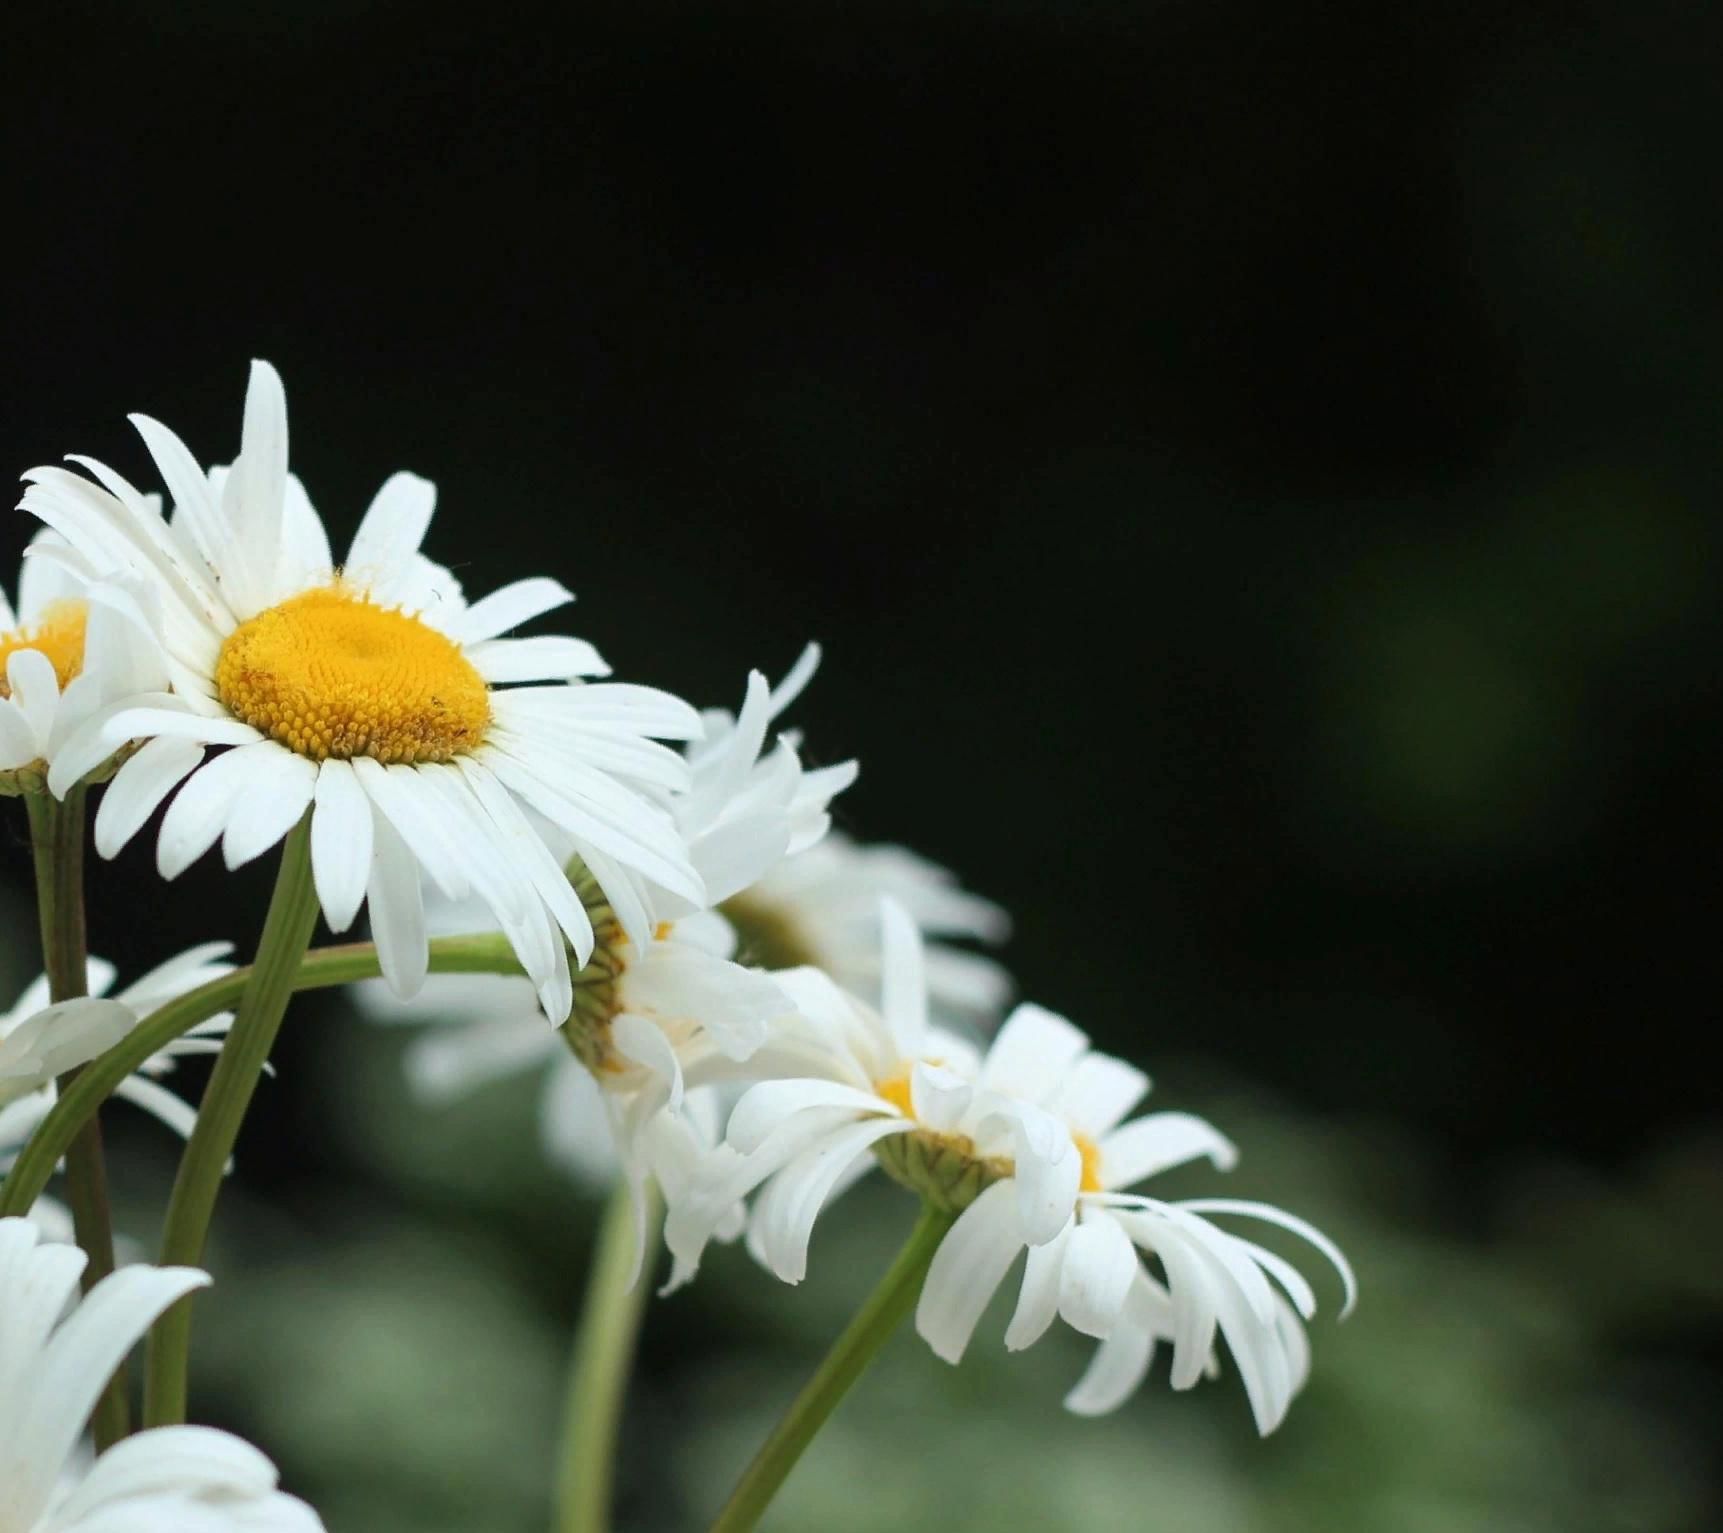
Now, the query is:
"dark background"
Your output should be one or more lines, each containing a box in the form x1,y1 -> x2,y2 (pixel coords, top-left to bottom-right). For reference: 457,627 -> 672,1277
3,4 -> 1719,1530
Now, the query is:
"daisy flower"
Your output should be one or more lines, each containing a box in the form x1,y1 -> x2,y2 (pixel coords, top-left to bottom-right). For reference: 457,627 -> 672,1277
720,830 -> 1012,1022
0,946 -> 239,1173
666,902 -> 1352,1432
20,361 -> 705,1019
0,532 -> 169,797
356,653 -> 855,1254
662,898 -> 1078,1290
0,1216 -> 323,1531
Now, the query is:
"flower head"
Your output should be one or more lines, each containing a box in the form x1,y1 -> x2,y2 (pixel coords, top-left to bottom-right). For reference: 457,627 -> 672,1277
0,533 -> 168,796
21,361 -> 706,1019
0,1217 -> 322,1532
666,900 -> 1353,1432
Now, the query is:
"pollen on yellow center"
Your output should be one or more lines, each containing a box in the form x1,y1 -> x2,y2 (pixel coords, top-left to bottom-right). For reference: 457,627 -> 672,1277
1076,1133 -> 1105,1194
214,584 -> 491,764
0,600 -> 89,696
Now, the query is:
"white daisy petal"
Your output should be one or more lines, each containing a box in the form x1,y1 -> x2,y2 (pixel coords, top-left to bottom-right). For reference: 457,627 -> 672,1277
1176,1198 -> 1358,1318
978,1003 -> 1089,1103
0,698 -> 39,769
725,1079 -> 898,1154
21,1262 -> 211,1493
155,744 -> 287,879
754,1117 -> 909,1283
1005,1218 -> 1073,1351
469,635 -> 611,683
6,649 -> 61,745
1057,1213 -> 1140,1339
1098,1113 -> 1239,1190
346,470 -> 436,590
365,805 -> 428,998
1054,1052 -> 1151,1141
915,1181 -> 1025,1364
456,576 -> 576,644
93,737 -> 205,859
220,752 -> 318,870
310,758 -> 373,933
1063,1277 -> 1164,1417
878,897 -> 929,1056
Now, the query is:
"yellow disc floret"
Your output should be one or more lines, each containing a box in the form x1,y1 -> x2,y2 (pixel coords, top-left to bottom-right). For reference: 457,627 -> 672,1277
0,600 -> 89,697
874,1072 -> 914,1117
1076,1133 -> 1105,1194
214,584 -> 490,764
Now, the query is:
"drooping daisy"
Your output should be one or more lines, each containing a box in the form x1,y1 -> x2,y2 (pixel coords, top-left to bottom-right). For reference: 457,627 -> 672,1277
0,1217 -> 323,1531
663,898 -> 1081,1290
0,946 -> 239,1171
0,532 -> 169,797
666,903 -> 1351,1432
917,1044 -> 1355,1435
720,830 -> 1012,1022
20,361 -> 705,1019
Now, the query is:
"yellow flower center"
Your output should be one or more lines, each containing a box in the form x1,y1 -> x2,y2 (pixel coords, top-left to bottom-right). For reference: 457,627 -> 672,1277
874,1072 -> 914,1116
0,600 -> 89,696
871,1070 -> 1106,1206
214,584 -> 490,764
1076,1133 -> 1105,1194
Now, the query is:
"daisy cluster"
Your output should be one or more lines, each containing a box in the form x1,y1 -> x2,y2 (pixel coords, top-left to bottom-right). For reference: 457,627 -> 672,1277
0,364 -> 1350,1527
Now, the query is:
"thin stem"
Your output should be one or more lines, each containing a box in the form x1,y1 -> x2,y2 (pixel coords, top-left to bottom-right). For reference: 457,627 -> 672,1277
143,813 -> 324,1427
558,1179 -> 660,1533
0,932 -> 524,1221
708,1205 -> 955,1533
24,786 -> 129,1449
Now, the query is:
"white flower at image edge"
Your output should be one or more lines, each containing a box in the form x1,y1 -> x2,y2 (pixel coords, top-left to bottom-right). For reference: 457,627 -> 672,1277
0,947 -> 239,1172
0,1218 -> 322,1532
0,532 -> 169,789
667,900 -> 1354,1433
21,360 -> 706,1019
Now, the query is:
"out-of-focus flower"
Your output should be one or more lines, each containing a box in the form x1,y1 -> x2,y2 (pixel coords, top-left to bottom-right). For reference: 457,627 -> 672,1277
0,947 -> 238,1170
0,1216 -> 323,1531
721,831 -> 1011,1022
21,360 -> 705,1019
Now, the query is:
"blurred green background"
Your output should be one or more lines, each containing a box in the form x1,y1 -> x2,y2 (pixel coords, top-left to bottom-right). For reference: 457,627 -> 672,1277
2,2 -> 1719,1528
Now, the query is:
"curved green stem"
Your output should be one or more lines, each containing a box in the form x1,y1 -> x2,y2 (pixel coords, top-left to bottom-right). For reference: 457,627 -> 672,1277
0,930 -> 522,1222
143,813 -> 324,1427
558,1179 -> 660,1533
708,1205 -> 955,1533
25,786 -> 129,1449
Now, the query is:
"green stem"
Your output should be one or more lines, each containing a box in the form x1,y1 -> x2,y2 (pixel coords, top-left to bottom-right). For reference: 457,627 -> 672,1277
25,786 -> 130,1450
708,1205 -> 955,1533
0,931 -> 523,1222
558,1179 -> 661,1533
143,814 -> 325,1427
